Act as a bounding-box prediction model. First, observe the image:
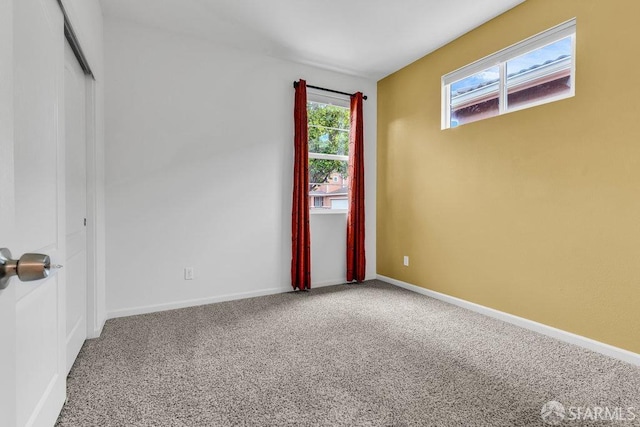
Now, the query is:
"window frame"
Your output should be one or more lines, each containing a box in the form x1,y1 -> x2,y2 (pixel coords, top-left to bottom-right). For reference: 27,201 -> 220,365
307,90 -> 351,214
441,18 -> 576,129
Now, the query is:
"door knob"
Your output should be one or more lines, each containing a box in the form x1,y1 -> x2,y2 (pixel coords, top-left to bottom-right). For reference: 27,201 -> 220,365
0,248 -> 62,290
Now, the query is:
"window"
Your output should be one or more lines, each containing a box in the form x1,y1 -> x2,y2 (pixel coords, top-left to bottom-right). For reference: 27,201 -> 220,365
442,18 -> 576,129
308,93 -> 350,212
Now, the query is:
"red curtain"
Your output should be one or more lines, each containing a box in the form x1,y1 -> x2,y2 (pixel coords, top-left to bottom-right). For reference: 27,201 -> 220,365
347,92 -> 366,282
291,80 -> 311,290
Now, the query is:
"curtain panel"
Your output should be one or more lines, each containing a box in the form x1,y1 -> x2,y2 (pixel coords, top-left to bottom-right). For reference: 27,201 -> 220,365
346,92 -> 366,282
291,79 -> 311,290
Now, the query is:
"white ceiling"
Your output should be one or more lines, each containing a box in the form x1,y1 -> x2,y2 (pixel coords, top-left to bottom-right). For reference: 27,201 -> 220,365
100,0 -> 525,80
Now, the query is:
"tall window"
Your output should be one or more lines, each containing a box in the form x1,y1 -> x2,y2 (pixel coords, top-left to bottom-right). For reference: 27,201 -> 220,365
308,94 -> 350,212
442,18 -> 576,129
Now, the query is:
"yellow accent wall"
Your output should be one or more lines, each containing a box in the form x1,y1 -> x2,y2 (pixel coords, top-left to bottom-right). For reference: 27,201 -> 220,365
377,0 -> 640,354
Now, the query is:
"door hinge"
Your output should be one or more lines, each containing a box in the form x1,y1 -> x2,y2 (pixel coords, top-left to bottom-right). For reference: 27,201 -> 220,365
84,218 -> 87,226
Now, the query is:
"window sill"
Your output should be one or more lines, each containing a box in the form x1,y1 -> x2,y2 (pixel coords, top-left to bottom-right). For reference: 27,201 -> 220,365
310,209 -> 347,215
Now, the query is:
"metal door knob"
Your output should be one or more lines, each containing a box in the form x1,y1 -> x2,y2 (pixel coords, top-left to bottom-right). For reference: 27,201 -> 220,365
0,248 -> 62,290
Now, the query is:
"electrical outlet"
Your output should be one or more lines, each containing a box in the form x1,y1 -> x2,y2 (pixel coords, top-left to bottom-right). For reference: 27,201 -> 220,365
403,256 -> 409,266
184,267 -> 194,280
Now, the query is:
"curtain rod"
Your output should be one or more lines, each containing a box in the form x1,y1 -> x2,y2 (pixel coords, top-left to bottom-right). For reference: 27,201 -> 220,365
293,81 -> 368,101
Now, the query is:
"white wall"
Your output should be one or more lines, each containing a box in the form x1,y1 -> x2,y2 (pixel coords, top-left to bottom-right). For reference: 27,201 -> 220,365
104,19 -> 376,317
61,0 -> 106,337
310,213 -> 349,286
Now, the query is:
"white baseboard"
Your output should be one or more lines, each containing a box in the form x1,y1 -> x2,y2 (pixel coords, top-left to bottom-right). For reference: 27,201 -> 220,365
107,286 -> 292,320
377,275 -> 640,367
312,278 -> 347,288
312,275 -> 377,288
106,279 -> 354,320
87,316 -> 106,339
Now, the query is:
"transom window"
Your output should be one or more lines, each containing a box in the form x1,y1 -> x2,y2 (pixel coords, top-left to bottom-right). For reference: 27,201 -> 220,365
308,93 -> 350,212
442,18 -> 576,129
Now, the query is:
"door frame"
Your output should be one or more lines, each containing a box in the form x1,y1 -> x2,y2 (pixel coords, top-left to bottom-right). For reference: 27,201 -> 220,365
59,1 -> 103,340
84,72 -> 102,338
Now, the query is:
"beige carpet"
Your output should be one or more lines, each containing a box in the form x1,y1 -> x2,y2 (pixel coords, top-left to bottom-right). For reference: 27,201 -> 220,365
56,280 -> 640,426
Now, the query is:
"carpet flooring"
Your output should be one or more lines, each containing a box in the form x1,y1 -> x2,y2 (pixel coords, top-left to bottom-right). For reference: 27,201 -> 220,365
56,280 -> 640,426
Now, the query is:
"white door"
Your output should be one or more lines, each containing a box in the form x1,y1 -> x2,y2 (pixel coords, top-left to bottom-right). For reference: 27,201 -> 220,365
64,40 -> 87,374
0,2 -> 18,425
1,0 -> 67,425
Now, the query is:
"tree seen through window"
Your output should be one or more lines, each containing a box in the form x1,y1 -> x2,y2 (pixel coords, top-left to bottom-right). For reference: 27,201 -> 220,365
308,100 -> 350,210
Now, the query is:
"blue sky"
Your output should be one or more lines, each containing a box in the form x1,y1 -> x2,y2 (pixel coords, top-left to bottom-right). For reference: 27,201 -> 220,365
507,37 -> 571,75
451,37 -> 572,95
